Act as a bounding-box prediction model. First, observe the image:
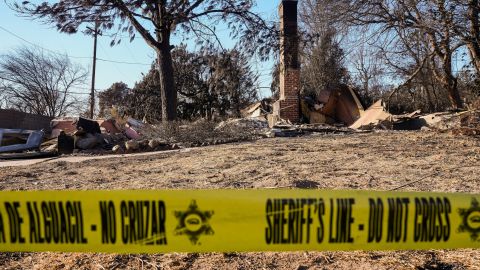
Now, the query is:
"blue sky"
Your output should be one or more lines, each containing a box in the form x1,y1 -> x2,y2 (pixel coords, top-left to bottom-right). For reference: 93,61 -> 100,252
0,1 -> 280,99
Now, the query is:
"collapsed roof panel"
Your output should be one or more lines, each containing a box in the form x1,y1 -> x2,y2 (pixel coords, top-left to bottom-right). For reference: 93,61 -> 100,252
303,85 -> 365,126
349,100 -> 392,129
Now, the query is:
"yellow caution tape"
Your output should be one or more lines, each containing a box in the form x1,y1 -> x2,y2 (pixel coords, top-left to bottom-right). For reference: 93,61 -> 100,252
0,189 -> 478,253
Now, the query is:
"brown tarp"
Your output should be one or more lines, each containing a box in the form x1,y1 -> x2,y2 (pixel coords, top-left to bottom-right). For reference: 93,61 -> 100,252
317,85 -> 365,126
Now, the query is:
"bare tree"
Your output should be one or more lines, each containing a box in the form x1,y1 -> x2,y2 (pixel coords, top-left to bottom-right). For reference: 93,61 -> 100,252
0,83 -> 8,109
350,0 -> 464,109
453,0 -> 480,77
299,0 -> 350,98
13,0 -> 275,121
351,36 -> 384,105
0,46 -> 87,117
379,27 -> 452,112
301,29 -> 349,98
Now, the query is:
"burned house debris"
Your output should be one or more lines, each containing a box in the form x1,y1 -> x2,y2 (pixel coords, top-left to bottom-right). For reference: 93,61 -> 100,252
269,0 -> 365,127
0,110 -> 53,158
301,86 -> 365,126
0,129 -> 44,154
241,99 -> 273,119
271,0 -> 301,124
0,0 -> 478,162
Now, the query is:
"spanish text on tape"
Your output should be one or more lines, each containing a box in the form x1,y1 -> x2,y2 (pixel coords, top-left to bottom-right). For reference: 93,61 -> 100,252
0,190 -> 478,253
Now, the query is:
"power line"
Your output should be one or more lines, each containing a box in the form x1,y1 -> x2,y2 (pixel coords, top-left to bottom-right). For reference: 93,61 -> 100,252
0,25 -> 277,72
0,77 -> 93,95
97,58 -> 151,66
0,75 -> 106,94
0,25 -> 92,59
123,42 -> 141,63
0,24 -> 269,69
98,42 -> 131,79
0,25 -> 153,66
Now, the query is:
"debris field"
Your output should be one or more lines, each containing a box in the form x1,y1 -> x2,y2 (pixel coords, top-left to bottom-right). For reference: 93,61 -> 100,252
0,131 -> 479,269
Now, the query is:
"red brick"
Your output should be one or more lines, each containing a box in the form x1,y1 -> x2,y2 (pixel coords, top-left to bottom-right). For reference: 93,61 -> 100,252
275,1 -> 300,123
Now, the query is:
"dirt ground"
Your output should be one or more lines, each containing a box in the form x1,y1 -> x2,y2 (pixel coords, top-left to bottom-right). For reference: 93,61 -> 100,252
0,131 -> 479,269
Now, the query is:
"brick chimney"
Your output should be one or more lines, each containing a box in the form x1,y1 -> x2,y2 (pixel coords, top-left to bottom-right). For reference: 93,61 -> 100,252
275,0 -> 300,123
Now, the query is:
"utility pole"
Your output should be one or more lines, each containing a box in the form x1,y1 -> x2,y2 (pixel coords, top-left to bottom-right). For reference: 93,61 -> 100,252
89,21 -> 99,119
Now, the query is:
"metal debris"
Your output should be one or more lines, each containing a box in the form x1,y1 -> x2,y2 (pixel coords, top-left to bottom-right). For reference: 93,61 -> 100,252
0,130 -> 45,153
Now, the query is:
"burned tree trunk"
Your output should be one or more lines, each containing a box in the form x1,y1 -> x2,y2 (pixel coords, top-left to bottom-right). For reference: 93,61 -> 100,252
156,44 -> 177,121
466,0 -> 480,76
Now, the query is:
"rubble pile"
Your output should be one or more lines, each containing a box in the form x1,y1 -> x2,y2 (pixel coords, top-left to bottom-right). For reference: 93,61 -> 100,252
0,129 -> 54,159
266,97 -> 480,138
44,117 -> 185,155
0,113 -> 273,159
1,98 -> 478,160
266,115 -> 356,138
299,85 -> 365,126
349,100 -> 423,130
422,110 -> 480,137
347,99 -> 480,136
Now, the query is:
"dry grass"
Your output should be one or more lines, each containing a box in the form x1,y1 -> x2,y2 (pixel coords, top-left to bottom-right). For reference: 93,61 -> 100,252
0,131 -> 479,269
